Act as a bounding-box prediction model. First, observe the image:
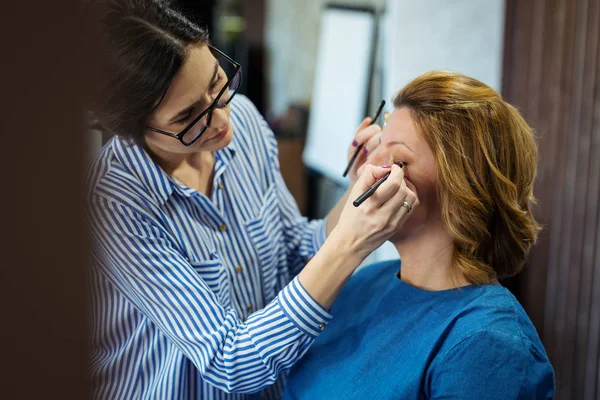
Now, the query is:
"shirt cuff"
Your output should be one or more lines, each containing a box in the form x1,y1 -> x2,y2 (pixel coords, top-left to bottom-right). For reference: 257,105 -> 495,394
277,276 -> 333,337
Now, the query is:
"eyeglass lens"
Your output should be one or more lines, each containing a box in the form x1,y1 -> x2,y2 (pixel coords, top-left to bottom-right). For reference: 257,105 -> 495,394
181,65 -> 241,145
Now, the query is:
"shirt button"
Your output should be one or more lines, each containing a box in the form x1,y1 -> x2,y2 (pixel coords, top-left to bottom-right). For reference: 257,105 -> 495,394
218,182 -> 224,189
318,323 -> 326,330
247,305 -> 253,313
235,266 -> 243,273
219,224 -> 227,232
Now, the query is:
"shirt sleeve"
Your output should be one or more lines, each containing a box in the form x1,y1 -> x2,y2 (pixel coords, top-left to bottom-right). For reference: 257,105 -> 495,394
428,330 -> 555,400
88,196 -> 332,394
260,117 -> 328,277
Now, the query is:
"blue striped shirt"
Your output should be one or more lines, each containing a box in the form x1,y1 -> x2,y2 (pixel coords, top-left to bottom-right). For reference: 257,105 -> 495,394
86,95 -> 332,399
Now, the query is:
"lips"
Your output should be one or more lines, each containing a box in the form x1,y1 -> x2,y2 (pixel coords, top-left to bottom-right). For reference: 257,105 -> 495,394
207,125 -> 229,142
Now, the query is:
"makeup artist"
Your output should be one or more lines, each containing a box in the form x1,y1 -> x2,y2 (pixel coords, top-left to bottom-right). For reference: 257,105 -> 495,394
85,1 -> 418,399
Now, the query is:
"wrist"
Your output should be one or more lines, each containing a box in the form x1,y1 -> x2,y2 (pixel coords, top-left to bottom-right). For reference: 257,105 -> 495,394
324,228 -> 368,268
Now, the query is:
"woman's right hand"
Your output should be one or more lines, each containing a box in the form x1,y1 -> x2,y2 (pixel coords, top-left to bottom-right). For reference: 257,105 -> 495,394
330,163 -> 418,261
298,163 -> 418,309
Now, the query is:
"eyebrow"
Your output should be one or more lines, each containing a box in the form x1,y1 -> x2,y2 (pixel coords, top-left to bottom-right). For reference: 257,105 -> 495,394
167,61 -> 219,124
386,141 -> 414,152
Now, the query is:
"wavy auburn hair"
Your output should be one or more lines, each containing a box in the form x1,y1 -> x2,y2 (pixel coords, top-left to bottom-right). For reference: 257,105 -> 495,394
394,71 -> 541,285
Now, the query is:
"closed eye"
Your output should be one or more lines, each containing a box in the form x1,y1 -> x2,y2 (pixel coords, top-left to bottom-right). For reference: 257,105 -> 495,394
210,74 -> 225,92
176,110 -> 194,125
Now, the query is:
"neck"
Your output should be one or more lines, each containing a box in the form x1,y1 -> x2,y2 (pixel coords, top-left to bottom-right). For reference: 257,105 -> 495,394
144,141 -> 215,195
392,220 -> 470,291
145,141 -> 212,174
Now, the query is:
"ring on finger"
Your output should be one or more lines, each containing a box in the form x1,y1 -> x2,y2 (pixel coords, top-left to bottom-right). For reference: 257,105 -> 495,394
401,201 -> 412,213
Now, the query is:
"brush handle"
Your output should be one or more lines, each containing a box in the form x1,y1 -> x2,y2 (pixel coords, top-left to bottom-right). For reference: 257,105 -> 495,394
342,100 -> 386,178
343,144 -> 363,177
352,171 -> 391,207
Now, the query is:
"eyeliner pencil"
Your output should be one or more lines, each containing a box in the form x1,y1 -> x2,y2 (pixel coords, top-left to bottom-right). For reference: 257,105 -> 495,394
343,100 -> 386,177
353,162 -> 403,207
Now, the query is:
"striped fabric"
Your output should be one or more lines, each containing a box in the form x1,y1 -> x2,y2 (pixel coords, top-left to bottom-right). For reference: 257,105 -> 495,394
86,95 -> 331,399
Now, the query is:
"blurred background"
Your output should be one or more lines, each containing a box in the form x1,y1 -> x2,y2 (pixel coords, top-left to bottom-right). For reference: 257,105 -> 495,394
4,0 -> 599,398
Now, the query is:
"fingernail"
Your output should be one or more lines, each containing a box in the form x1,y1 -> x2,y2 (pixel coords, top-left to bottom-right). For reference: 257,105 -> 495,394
363,147 -> 368,155
382,165 -> 391,168
352,140 -> 358,147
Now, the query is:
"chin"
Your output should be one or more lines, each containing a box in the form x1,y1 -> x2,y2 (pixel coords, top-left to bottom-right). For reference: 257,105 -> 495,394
203,126 -> 234,151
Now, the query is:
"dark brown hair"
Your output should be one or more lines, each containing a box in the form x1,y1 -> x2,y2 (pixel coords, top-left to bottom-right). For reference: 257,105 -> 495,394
91,0 -> 209,145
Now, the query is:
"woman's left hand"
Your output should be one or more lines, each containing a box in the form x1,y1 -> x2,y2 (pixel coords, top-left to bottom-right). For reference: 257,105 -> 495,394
347,117 -> 383,185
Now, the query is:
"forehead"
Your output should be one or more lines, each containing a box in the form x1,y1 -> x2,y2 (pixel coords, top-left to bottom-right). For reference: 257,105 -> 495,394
170,44 -> 215,92
152,45 -> 216,116
383,107 -> 420,143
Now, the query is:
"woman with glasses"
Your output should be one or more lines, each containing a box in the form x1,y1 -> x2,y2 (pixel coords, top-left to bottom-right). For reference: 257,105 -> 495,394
86,1 -> 416,399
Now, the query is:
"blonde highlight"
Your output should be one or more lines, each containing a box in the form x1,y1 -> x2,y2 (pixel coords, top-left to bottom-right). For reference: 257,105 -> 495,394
394,71 -> 541,285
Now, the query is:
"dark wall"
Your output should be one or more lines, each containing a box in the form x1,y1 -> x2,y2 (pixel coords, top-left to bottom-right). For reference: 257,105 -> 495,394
1,0 -> 92,399
503,0 -> 600,398
178,0 -> 217,33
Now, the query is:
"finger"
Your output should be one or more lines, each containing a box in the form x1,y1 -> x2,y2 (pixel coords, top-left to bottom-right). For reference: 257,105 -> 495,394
355,144 -> 386,177
350,118 -> 373,147
348,141 -> 368,166
352,164 -> 393,193
350,138 -> 382,178
363,130 -> 383,156
353,124 -> 382,148
360,163 -> 406,206
382,187 -> 418,226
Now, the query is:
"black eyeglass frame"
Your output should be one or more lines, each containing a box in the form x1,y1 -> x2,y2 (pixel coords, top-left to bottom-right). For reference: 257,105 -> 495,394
145,45 -> 242,146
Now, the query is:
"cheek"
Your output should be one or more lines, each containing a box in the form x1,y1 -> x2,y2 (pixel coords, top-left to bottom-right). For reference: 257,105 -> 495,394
145,131 -> 190,153
407,165 -> 438,205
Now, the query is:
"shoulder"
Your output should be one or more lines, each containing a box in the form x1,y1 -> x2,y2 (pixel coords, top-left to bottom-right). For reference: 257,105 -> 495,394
85,138 -> 158,218
428,288 -> 554,398
230,93 -> 262,121
229,94 -> 277,154
449,286 -> 544,342
230,94 -> 271,140
438,286 -> 547,356
429,327 -> 554,399
85,138 -> 115,200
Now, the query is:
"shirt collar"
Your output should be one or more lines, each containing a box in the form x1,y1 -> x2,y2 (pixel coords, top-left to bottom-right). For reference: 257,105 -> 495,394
112,133 -> 238,205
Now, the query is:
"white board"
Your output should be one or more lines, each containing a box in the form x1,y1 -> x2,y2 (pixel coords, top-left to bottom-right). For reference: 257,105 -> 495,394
303,5 -> 376,184
383,0 -> 505,103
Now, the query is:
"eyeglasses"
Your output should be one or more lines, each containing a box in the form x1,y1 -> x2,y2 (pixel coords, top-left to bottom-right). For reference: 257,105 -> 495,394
146,46 -> 242,146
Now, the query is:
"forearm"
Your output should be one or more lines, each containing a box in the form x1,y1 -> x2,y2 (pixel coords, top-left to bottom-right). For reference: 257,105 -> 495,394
297,231 -> 365,309
325,188 -> 351,236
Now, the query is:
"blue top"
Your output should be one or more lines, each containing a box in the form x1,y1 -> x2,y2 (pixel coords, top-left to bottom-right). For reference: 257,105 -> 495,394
283,260 -> 555,399
86,95 -> 331,400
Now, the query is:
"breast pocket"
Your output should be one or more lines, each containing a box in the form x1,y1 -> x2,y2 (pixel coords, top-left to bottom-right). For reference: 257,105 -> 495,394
245,183 -> 284,302
190,253 -> 231,308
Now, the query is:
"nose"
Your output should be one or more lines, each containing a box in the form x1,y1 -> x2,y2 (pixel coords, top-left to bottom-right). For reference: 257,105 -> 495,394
210,107 -> 230,130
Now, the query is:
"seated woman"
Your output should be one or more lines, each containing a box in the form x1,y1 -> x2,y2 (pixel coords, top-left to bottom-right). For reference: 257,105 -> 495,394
283,71 -> 555,399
